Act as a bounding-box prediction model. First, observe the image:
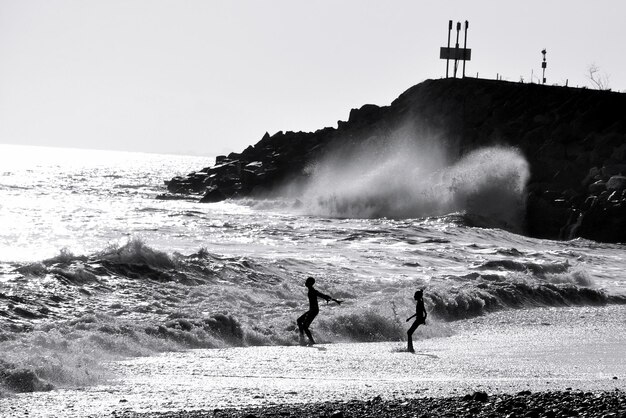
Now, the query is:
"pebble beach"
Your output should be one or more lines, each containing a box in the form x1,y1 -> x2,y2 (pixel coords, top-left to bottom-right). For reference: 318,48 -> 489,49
117,390 -> 626,418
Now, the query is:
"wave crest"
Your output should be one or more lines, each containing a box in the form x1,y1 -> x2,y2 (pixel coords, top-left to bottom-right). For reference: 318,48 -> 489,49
426,272 -> 622,321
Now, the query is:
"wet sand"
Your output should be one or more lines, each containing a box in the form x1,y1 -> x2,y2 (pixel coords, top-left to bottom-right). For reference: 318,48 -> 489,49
3,305 -> 625,417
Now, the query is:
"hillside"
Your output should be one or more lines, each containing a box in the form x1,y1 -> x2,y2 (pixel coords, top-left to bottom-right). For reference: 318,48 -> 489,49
164,78 -> 626,243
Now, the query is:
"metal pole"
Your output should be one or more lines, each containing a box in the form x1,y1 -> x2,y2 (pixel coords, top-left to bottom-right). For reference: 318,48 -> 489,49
462,21 -> 469,78
454,21 -> 461,78
541,49 -> 547,84
446,20 -> 452,78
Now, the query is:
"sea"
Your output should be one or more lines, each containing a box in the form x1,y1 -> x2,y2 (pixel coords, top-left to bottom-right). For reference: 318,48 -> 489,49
0,143 -> 625,416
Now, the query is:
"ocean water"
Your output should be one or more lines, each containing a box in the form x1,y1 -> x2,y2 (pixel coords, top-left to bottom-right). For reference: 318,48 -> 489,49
0,143 -> 625,409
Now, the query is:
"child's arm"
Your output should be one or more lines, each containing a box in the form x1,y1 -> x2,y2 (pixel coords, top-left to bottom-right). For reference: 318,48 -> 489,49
316,289 -> 331,302
317,289 -> 342,304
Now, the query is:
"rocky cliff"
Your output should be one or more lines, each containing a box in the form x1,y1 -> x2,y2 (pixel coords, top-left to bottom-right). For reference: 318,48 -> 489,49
164,78 -> 626,243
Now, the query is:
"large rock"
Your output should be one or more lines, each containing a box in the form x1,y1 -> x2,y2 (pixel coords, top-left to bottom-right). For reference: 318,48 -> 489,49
606,175 -> 626,192
163,78 -> 626,242
199,186 -> 226,203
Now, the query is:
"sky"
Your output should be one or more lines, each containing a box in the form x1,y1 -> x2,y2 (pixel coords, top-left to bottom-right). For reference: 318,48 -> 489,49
1,1 -> 625,156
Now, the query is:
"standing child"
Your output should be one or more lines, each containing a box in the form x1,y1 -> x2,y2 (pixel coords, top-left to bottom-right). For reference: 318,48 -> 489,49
406,289 -> 427,353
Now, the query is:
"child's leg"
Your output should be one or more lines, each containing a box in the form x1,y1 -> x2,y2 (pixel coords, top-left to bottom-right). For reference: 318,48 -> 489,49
297,312 -> 308,334
407,320 -> 419,352
302,311 -> 318,344
304,328 -> 315,345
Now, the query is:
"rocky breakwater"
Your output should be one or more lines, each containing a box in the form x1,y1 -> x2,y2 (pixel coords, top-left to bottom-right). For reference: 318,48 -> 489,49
164,129 -> 334,203
164,78 -> 626,243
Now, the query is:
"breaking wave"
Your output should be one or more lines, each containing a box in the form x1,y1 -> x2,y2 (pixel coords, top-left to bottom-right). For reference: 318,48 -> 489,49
2,237 -> 624,394
425,271 -> 620,321
298,129 -> 529,231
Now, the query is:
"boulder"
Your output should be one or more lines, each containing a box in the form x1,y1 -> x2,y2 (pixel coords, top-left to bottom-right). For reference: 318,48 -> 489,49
602,164 -> 626,177
588,180 -> 606,194
606,175 -> 626,192
348,104 -> 382,126
199,186 -> 227,203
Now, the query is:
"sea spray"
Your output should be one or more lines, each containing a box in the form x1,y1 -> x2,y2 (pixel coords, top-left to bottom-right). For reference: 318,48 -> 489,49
444,146 -> 529,231
297,128 -> 529,230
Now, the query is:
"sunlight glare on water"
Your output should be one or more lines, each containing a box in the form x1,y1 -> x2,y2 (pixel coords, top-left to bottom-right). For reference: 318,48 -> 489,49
0,144 -> 210,261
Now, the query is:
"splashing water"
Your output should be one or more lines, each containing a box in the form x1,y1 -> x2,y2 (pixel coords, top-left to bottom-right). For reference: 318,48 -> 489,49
1,144 -> 625,402
299,130 -> 529,231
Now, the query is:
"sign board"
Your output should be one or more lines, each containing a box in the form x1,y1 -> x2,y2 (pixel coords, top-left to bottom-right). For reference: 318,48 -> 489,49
440,47 -> 472,61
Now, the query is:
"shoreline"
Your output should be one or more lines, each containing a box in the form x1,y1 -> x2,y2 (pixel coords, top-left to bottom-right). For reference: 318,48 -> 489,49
3,305 -> 625,417
109,305 -> 626,417
116,390 -> 626,417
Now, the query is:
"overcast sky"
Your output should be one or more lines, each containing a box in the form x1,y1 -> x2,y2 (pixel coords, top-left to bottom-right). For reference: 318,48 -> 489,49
1,1 -> 624,156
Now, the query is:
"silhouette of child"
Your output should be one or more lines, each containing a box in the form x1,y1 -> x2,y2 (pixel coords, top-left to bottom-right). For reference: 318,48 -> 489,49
406,289 -> 427,353
297,277 -> 342,345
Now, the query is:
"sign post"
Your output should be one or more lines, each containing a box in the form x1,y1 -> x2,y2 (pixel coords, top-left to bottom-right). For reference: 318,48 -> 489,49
446,20 -> 452,78
440,20 -> 471,78
454,22 -> 460,78
462,21 -> 469,78
541,49 -> 547,84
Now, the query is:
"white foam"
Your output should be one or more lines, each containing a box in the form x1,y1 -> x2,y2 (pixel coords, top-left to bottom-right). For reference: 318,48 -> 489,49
3,305 -> 624,417
298,130 -> 528,231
